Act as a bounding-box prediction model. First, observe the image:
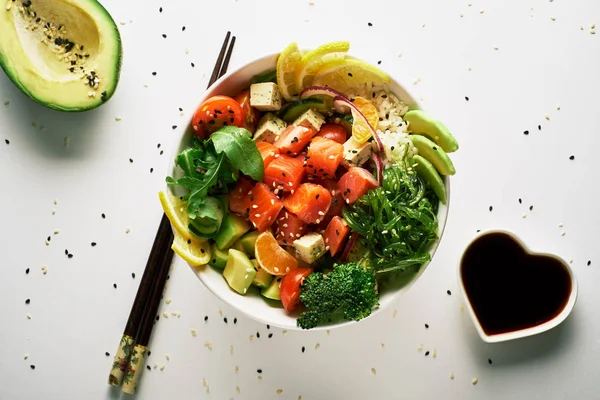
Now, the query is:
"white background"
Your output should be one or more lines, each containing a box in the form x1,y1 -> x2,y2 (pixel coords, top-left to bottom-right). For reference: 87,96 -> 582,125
1,0 -> 599,399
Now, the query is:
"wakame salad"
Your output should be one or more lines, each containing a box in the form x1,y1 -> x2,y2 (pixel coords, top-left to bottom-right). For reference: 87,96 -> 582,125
160,41 -> 458,329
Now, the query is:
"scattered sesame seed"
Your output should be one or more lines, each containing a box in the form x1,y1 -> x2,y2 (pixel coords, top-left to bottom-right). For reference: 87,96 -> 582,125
425,323 -> 429,329
301,346 -> 305,353
472,378 -> 478,385
588,260 -> 592,266
450,372 -> 455,379
315,343 -> 320,350
24,354 -> 28,360
160,364 -> 165,371
30,365 -> 35,370
91,242 -> 97,247
561,231 -> 566,236
393,309 -> 397,317
276,389 -> 283,395
25,299 -> 30,305
489,206 -> 493,212
417,345 -> 423,351
522,213 -> 527,219
191,329 -> 197,337
165,298 -> 172,304
27,314 -> 32,320
115,116 -> 122,121
447,290 -> 452,295
371,368 -> 377,375
569,155 -> 575,160
165,354 -> 170,361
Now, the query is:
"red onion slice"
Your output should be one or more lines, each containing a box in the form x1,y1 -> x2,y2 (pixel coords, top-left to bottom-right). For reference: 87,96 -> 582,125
332,96 -> 383,152
299,86 -> 348,101
372,152 -> 384,186
340,232 -> 359,262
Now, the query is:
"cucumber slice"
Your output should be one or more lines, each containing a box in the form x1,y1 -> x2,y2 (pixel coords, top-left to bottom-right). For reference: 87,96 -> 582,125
188,197 -> 224,239
279,98 -> 330,122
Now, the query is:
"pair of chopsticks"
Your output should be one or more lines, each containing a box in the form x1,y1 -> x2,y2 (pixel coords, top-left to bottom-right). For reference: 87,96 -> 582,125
107,31 -> 236,395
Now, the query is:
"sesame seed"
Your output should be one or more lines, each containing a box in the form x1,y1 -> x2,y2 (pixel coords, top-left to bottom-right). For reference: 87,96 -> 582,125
450,372 -> 455,379
255,213 -> 261,218
489,206 -> 493,211
569,155 -> 575,160
447,290 -> 452,295
472,378 -> 478,385
371,368 -> 376,375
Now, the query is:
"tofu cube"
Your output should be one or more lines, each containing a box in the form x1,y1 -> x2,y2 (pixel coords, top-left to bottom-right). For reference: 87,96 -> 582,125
253,113 -> 287,143
293,109 -> 326,132
293,233 -> 326,264
341,137 -> 373,167
250,83 -> 283,111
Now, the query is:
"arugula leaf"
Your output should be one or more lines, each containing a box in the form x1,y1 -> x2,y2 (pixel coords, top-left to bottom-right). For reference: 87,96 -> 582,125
175,148 -> 204,178
210,126 -> 264,181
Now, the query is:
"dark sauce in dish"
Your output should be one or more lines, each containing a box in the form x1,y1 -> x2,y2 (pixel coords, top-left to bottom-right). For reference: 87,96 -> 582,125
461,232 -> 572,336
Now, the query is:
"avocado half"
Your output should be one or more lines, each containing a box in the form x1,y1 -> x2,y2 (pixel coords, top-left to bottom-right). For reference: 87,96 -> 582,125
0,0 -> 122,112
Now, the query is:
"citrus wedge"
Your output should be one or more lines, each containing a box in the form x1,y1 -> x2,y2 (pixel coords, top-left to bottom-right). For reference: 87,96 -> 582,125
294,41 -> 350,93
312,58 -> 391,93
276,42 -> 303,101
255,231 -> 298,276
351,97 -> 379,143
172,233 -> 211,267
159,190 -> 192,239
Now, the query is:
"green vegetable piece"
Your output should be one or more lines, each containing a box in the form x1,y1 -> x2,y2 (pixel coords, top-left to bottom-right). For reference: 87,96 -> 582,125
279,98 -> 330,122
215,213 -> 251,250
251,69 -> 277,84
233,230 -> 260,258
412,155 -> 447,205
188,197 -> 224,239
261,276 -> 282,300
209,242 -> 229,269
297,263 -> 379,329
404,110 -> 459,153
250,259 -> 273,289
210,127 -> 264,181
223,249 -> 256,295
409,135 -> 456,176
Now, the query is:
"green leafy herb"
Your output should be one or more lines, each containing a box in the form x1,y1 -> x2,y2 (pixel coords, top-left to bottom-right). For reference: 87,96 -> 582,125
297,263 -> 379,329
210,126 -> 264,181
342,165 -> 439,275
167,126 -> 264,220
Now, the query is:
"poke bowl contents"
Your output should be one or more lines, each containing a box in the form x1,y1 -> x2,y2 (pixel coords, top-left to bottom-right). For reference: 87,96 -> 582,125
159,41 -> 459,329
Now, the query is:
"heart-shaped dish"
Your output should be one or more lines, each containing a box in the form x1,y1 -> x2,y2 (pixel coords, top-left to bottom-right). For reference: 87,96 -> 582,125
458,229 -> 578,343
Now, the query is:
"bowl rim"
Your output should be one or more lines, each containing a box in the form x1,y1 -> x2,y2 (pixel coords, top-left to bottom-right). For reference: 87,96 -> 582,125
167,51 -> 452,331
457,228 -> 578,343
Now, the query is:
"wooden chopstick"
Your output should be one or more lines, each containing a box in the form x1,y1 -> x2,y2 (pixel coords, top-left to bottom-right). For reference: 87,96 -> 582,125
109,31 -> 236,395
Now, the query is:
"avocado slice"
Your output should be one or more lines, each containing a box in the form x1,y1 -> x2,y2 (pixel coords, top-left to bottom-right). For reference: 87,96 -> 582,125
208,242 -> 229,269
214,214 -> 251,250
409,135 -> 456,176
412,155 -> 447,204
222,249 -> 256,295
261,276 -> 282,300
0,0 -> 122,111
405,110 -> 459,153
233,230 -> 260,258
250,259 -> 273,289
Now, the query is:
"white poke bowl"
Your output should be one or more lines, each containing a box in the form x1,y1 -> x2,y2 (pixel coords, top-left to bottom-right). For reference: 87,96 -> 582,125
168,53 -> 451,330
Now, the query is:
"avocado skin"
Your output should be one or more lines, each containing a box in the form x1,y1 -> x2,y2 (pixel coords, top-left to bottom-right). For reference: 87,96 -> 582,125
0,0 -> 122,112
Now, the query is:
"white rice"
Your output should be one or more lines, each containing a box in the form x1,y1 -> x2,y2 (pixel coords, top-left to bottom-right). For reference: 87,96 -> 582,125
347,84 -> 416,167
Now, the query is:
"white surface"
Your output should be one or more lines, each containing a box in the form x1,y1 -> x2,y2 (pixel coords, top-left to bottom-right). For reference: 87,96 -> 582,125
0,0 -> 599,399
175,53 -> 450,330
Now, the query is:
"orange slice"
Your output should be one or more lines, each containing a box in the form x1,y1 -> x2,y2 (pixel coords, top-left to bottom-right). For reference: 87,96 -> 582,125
255,231 -> 298,276
351,97 -> 379,143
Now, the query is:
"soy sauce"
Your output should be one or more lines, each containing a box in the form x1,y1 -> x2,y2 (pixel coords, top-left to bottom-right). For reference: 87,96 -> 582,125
461,232 -> 572,336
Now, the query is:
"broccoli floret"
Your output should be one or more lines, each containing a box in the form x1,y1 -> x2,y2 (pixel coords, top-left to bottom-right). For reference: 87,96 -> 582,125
297,263 -> 379,329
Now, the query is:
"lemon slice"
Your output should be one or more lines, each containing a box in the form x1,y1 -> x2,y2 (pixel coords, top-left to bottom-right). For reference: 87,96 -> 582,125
276,42 -> 303,101
351,97 -> 379,143
294,41 -> 350,92
312,58 -> 391,93
159,190 -> 193,239
172,233 -> 211,267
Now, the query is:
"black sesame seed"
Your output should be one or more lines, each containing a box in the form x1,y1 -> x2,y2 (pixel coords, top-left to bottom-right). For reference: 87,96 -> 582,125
301,346 -> 305,353
26,268 -> 30,274
268,333 -> 273,338
162,34 -> 167,38
129,158 -> 133,163
156,315 -> 160,321
234,318 -> 237,324
113,283 -> 117,289
523,130 -> 529,135
529,205 -> 533,211
68,254 -> 73,259
150,168 -> 154,173
538,124 -> 541,130
25,299 -> 30,304
257,369 -> 262,373
368,22 -> 373,26
159,6 -> 162,12
348,73 -> 353,77
147,351 -> 151,356
569,155 -> 575,160
182,26 -> 186,31
30,365 -> 35,370
488,359 -> 492,364
425,323 -> 429,329
152,72 -> 157,76
132,272 -> 136,279
447,290 -> 451,295
256,332 -> 260,338
204,316 -> 208,322
191,62 -> 195,67
65,249 -> 68,255
147,365 -> 151,370
588,260 -> 592,266
489,206 -> 493,212
105,352 -> 110,356
160,150 -> 164,155
224,317 -> 228,323
425,351 -> 430,356
91,242 -> 97,247
477,229 -> 481,233
157,143 -> 161,148
377,60 -> 382,65
465,96 -> 469,101
5,139 -> 9,145
102,213 -> 106,219
518,198 -> 522,204
172,125 -> 177,129
47,236 -> 51,242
